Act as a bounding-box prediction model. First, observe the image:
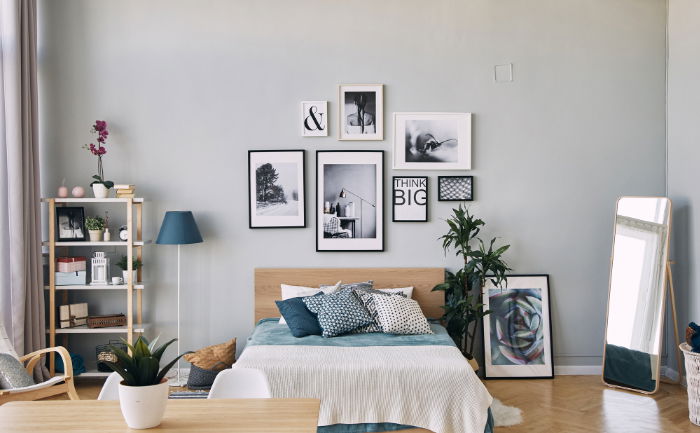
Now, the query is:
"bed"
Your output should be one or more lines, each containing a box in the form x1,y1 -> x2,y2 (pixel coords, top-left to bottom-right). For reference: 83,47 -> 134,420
236,268 -> 494,433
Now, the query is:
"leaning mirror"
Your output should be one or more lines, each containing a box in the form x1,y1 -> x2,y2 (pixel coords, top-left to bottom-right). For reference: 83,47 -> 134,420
602,196 -> 672,394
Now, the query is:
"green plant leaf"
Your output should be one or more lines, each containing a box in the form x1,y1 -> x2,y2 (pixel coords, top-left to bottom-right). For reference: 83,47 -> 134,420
155,352 -> 193,384
101,360 -> 136,386
151,338 -> 178,362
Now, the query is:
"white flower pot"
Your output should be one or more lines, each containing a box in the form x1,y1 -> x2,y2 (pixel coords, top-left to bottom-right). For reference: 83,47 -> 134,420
88,230 -> 103,242
118,379 -> 169,429
123,269 -> 138,283
92,183 -> 109,199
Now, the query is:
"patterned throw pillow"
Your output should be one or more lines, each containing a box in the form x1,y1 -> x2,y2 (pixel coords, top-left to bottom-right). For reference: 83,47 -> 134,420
352,289 -> 408,334
372,294 -> 433,335
307,288 -> 374,337
0,353 -> 35,390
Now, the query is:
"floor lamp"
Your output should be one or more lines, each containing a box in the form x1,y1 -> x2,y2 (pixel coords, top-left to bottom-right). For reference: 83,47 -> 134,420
155,211 -> 203,387
339,188 -> 375,238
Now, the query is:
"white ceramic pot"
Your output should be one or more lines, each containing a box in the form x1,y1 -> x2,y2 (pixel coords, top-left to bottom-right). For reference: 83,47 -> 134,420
122,269 -> 138,283
118,379 -> 169,429
88,230 -> 103,242
92,183 -> 109,199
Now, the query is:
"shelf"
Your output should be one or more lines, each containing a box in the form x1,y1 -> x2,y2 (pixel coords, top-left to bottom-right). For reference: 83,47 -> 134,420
48,324 -> 147,334
42,198 -> 144,203
45,283 -> 145,290
42,240 -> 147,246
77,370 -> 112,378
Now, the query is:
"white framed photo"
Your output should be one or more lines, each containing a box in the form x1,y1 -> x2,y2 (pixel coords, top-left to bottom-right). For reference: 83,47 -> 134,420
248,150 -> 306,228
338,84 -> 383,141
393,112 -> 471,170
316,150 -> 384,251
392,176 -> 428,222
301,101 -> 328,137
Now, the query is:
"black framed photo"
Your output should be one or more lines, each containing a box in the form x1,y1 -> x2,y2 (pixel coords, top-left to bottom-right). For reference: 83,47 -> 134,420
392,176 -> 428,222
482,275 -> 554,379
438,176 -> 473,201
316,150 -> 384,252
56,207 -> 86,241
338,84 -> 384,141
248,150 -> 306,228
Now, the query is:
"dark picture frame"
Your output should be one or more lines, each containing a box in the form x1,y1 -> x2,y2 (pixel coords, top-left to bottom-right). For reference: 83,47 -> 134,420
248,150 -> 306,229
438,176 -> 473,201
56,206 -> 86,241
482,274 -> 554,379
316,150 -> 384,252
392,176 -> 428,222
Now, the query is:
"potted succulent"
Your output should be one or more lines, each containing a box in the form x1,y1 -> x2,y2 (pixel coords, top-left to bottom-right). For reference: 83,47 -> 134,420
85,216 -> 106,242
103,336 -> 189,429
117,255 -> 142,283
82,120 -> 114,198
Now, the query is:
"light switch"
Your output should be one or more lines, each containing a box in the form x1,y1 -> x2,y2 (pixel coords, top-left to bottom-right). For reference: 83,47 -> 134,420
494,63 -> 513,83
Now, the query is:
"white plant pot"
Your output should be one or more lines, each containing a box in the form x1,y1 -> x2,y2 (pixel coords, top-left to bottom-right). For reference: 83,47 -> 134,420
88,230 -> 103,242
92,183 -> 109,199
123,269 -> 138,283
118,379 -> 169,429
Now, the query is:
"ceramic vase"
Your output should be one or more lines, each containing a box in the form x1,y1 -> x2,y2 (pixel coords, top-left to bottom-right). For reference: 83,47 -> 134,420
118,379 -> 168,429
92,183 -> 109,199
88,230 -> 103,242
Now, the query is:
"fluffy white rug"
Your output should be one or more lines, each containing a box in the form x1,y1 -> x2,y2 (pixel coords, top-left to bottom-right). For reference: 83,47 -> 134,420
492,398 -> 523,427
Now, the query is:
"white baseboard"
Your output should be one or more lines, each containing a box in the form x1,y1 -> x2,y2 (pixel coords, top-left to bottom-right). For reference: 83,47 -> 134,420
554,365 -> 602,375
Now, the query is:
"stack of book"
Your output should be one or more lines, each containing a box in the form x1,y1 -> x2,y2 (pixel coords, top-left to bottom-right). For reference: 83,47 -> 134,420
115,184 -> 136,198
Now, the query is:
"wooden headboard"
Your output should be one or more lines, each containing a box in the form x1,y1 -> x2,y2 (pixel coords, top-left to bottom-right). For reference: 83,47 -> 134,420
254,267 -> 445,323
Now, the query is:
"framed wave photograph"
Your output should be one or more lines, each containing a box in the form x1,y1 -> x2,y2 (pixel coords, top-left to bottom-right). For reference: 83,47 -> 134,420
248,150 -> 306,228
482,274 -> 554,379
338,84 -> 384,141
393,112 -> 471,170
438,176 -> 473,201
316,150 -> 384,251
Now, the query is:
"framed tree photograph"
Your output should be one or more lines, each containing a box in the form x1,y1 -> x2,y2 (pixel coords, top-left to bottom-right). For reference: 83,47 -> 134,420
56,207 -> 86,241
338,84 -> 383,141
438,176 -> 473,201
393,112 -> 471,170
301,101 -> 328,137
392,176 -> 428,222
316,150 -> 384,251
248,150 -> 306,228
482,275 -> 554,379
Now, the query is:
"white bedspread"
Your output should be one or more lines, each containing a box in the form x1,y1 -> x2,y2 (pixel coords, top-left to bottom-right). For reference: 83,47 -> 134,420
236,345 -> 493,433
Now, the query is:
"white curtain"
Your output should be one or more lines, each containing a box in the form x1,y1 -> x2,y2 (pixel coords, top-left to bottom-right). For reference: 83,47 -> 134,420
0,0 -> 46,380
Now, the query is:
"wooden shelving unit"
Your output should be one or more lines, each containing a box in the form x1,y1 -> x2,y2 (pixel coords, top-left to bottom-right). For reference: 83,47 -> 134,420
43,197 -> 146,376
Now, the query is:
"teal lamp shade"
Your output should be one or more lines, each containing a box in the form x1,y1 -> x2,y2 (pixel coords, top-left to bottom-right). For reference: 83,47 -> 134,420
155,211 -> 203,245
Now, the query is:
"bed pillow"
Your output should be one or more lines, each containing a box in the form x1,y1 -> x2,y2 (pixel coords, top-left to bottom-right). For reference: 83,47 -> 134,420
320,281 -> 374,291
275,293 -> 323,338
278,282 -> 340,325
352,288 -> 410,334
372,294 -> 433,335
0,353 -> 34,390
305,288 -> 374,337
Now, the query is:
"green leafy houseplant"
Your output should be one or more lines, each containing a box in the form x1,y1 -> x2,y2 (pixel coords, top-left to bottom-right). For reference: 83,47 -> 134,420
117,255 -> 143,271
432,204 -> 511,359
104,336 -> 189,386
85,216 -> 105,231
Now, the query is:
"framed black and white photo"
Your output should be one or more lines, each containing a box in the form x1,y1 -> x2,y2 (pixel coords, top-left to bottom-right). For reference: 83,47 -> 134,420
392,176 -> 428,222
316,150 -> 384,251
56,207 -> 86,241
338,84 -> 383,141
393,112 -> 471,170
248,150 -> 306,228
483,275 -> 554,379
438,176 -> 473,201
301,101 -> 328,137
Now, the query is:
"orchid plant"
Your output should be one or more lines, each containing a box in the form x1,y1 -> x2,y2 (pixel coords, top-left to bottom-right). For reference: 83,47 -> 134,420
82,120 -> 114,189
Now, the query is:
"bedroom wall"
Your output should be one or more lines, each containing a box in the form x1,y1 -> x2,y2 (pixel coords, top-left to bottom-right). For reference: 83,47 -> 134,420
668,0 -> 700,372
37,0 -> 667,370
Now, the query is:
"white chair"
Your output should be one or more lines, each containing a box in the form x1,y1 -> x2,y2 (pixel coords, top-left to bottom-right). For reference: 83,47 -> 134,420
207,368 -> 271,399
97,371 -> 122,400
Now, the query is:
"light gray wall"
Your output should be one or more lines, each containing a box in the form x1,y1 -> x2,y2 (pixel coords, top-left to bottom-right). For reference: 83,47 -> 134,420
37,0 -> 667,368
668,0 -> 700,370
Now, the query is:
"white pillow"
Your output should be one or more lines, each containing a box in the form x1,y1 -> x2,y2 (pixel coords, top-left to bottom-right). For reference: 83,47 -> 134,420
375,287 -> 413,298
278,282 -> 341,324
372,294 -> 433,335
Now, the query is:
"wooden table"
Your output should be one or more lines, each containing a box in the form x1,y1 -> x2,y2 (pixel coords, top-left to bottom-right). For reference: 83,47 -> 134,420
0,398 -> 321,433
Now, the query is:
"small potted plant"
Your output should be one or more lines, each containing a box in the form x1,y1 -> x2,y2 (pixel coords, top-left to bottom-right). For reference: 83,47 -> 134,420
85,216 -> 106,242
82,120 -> 114,198
117,255 -> 142,283
103,336 -> 189,429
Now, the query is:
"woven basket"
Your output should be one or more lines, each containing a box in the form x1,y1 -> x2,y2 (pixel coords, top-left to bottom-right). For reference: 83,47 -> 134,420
187,363 -> 229,390
680,343 -> 700,425
87,314 -> 126,328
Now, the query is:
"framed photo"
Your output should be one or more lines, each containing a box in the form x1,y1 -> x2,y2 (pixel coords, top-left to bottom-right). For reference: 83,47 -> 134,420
393,112 -> 471,170
316,150 -> 384,251
301,101 -> 328,137
248,150 -> 306,228
438,176 -> 473,201
56,207 -> 86,241
392,176 -> 428,222
483,275 -> 554,379
338,84 -> 383,141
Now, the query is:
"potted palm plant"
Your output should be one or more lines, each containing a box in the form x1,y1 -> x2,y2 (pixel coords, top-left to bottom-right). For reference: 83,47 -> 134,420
85,216 -> 105,242
103,336 -> 189,429
432,204 -> 511,361
117,255 -> 142,283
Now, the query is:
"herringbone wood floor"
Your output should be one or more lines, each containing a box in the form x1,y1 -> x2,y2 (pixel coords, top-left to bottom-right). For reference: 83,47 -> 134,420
62,376 -> 694,432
